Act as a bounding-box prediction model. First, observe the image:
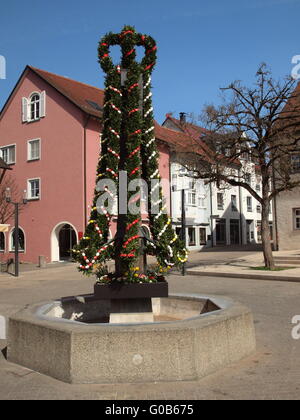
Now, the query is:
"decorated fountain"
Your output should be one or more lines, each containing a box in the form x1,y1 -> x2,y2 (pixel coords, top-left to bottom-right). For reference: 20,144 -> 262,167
8,26 -> 256,384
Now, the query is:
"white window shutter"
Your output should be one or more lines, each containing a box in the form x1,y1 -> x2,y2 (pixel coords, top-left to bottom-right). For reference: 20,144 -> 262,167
40,91 -> 46,117
22,97 -> 28,122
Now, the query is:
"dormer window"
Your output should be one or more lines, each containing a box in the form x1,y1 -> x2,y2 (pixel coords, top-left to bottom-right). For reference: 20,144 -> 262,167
22,91 -> 46,123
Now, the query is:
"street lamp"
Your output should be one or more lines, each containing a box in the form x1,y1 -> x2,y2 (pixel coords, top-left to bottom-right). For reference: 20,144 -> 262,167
175,172 -> 190,276
5,188 -> 28,277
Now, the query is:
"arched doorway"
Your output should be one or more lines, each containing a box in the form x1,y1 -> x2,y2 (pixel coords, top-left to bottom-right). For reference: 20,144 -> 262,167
51,222 -> 78,262
59,224 -> 77,260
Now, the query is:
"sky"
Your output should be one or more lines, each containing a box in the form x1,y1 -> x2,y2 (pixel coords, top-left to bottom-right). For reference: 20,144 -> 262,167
0,0 -> 299,124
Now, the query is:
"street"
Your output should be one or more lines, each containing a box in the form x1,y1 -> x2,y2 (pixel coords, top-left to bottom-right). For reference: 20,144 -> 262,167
0,260 -> 300,400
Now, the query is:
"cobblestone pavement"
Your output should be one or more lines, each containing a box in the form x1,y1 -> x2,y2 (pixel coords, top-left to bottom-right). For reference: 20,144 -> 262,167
0,263 -> 300,400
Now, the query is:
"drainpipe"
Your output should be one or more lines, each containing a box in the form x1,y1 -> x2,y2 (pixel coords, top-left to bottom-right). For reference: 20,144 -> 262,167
238,169 -> 243,245
210,182 -> 214,248
83,115 -> 91,227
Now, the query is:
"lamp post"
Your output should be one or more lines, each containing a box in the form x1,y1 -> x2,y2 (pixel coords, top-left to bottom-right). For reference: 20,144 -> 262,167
5,188 -> 27,277
181,188 -> 187,276
176,172 -> 190,276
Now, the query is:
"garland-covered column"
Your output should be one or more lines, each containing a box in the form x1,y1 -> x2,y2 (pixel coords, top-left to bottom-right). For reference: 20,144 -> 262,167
73,25 -> 188,283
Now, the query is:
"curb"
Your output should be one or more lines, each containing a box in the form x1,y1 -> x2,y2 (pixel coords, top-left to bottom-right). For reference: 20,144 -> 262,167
187,270 -> 300,283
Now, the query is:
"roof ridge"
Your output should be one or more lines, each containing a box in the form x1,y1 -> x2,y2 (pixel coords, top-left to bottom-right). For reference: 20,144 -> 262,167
29,66 -> 104,93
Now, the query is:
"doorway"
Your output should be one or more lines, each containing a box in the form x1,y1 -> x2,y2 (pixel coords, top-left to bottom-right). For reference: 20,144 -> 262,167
59,224 -> 77,260
216,219 -> 226,245
230,219 -> 240,245
51,222 -> 78,262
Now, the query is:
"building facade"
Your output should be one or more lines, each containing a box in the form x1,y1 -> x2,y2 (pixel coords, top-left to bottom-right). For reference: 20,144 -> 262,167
0,66 -> 176,264
0,67 -> 276,265
163,114 -> 273,248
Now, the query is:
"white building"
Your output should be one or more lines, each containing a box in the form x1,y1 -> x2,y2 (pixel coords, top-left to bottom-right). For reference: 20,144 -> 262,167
164,114 -> 273,250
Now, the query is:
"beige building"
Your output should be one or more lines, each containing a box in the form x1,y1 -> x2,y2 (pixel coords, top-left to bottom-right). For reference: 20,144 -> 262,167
275,183 -> 300,251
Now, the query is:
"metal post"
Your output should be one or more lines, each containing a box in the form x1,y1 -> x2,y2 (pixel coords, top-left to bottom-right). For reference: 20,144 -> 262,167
14,203 -> 19,277
181,189 -> 186,276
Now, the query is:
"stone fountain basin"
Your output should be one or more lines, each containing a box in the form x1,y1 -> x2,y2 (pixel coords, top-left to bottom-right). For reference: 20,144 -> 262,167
8,294 -> 256,384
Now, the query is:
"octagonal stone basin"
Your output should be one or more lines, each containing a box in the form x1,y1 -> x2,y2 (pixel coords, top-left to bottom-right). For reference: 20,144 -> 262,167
8,294 -> 256,384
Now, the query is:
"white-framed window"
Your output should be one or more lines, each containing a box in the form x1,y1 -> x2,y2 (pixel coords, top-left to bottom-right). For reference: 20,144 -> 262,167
0,144 -> 16,164
245,173 -> 251,185
188,227 -> 196,246
27,139 -> 41,161
231,195 -> 238,212
294,209 -> 300,230
217,193 -> 224,210
187,191 -> 196,206
257,205 -> 261,213
10,228 -> 25,252
198,196 -> 206,208
27,178 -> 40,200
189,179 -> 196,190
199,227 -> 206,245
172,174 -> 178,190
22,91 -> 46,123
247,196 -> 252,212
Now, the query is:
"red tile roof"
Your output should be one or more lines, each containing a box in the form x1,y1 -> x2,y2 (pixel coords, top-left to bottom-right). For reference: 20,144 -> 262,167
29,66 -> 105,118
16,67 -> 213,157
29,67 -> 203,152
163,114 -> 215,162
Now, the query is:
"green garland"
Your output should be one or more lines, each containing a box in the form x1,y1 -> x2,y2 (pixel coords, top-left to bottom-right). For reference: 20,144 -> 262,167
73,25 -> 188,282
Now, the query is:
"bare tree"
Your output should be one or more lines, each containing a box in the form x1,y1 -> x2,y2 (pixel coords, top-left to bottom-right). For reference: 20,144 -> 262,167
175,64 -> 300,269
0,174 -> 25,224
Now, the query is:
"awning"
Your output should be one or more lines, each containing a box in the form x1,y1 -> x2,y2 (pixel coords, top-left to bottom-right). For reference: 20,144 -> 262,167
0,224 -> 10,232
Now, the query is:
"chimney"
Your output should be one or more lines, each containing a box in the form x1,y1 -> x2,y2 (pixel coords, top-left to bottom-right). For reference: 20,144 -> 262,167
179,112 -> 187,124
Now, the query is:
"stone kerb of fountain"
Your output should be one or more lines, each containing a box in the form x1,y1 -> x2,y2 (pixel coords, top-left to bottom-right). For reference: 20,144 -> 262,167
8,293 -> 256,384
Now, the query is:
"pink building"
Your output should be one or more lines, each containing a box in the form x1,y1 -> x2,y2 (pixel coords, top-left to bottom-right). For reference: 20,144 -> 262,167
0,66 -> 181,264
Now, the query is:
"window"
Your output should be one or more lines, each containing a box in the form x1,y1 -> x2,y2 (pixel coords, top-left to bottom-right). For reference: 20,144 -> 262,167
247,196 -> 252,212
291,154 -> 300,173
0,233 -> 5,252
30,94 -> 40,121
255,184 -> 261,192
198,196 -> 206,208
172,174 -> 177,191
231,195 -> 238,212
294,209 -> 300,230
257,205 -> 261,213
217,193 -> 224,210
245,173 -> 251,185
27,178 -> 40,200
241,151 -> 249,160
22,91 -> 46,123
10,228 -> 25,252
0,145 -> 15,164
188,227 -> 196,246
189,179 -> 196,190
224,148 -> 231,157
199,228 -> 206,245
257,221 -> 262,242
187,191 -> 196,206
28,139 -> 40,161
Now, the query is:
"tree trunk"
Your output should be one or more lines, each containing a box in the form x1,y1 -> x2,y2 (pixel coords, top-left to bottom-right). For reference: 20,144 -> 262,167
261,200 -> 274,269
